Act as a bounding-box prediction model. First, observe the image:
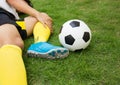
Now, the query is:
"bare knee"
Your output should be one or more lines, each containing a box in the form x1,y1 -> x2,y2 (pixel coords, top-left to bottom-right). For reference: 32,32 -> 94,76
0,24 -> 24,49
13,37 -> 24,49
24,16 -> 37,36
1,37 -> 24,49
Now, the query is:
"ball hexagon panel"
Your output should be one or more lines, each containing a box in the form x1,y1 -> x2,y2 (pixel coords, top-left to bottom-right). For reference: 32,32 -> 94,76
69,21 -> 80,28
65,34 -> 75,45
82,32 -> 90,42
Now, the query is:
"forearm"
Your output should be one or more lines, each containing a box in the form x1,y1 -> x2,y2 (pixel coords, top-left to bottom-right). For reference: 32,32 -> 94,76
7,0 -> 53,30
7,0 -> 39,17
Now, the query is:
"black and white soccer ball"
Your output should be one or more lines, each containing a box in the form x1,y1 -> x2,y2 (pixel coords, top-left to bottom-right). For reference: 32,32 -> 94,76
59,19 -> 92,51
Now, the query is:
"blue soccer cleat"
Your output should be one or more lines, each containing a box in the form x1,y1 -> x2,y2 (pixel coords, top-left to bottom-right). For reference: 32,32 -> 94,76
27,42 -> 69,59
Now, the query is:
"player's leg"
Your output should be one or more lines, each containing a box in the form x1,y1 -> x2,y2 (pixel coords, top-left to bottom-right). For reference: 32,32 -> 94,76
24,16 -> 37,37
24,16 -> 51,42
0,24 -> 27,85
0,24 -> 24,49
24,16 -> 69,59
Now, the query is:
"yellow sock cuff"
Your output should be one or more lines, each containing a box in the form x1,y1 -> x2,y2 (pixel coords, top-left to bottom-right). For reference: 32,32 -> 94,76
0,45 -> 27,85
33,22 -> 50,43
0,45 -> 22,54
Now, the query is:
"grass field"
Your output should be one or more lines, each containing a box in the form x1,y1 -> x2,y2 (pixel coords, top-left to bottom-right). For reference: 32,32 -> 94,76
22,0 -> 120,85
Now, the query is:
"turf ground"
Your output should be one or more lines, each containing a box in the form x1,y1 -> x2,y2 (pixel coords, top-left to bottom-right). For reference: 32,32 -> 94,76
22,0 -> 120,85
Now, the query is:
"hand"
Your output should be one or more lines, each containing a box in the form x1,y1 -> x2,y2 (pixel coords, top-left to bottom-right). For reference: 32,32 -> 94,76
35,12 -> 53,33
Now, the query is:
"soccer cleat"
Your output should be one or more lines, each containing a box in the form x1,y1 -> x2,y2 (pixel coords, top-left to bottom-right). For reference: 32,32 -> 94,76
27,42 -> 69,59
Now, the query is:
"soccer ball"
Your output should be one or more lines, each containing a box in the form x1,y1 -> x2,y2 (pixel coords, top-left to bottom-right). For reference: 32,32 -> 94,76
59,19 -> 92,51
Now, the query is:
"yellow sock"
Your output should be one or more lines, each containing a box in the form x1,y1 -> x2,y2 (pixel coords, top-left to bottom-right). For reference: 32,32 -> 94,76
0,45 -> 27,85
33,22 -> 51,43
